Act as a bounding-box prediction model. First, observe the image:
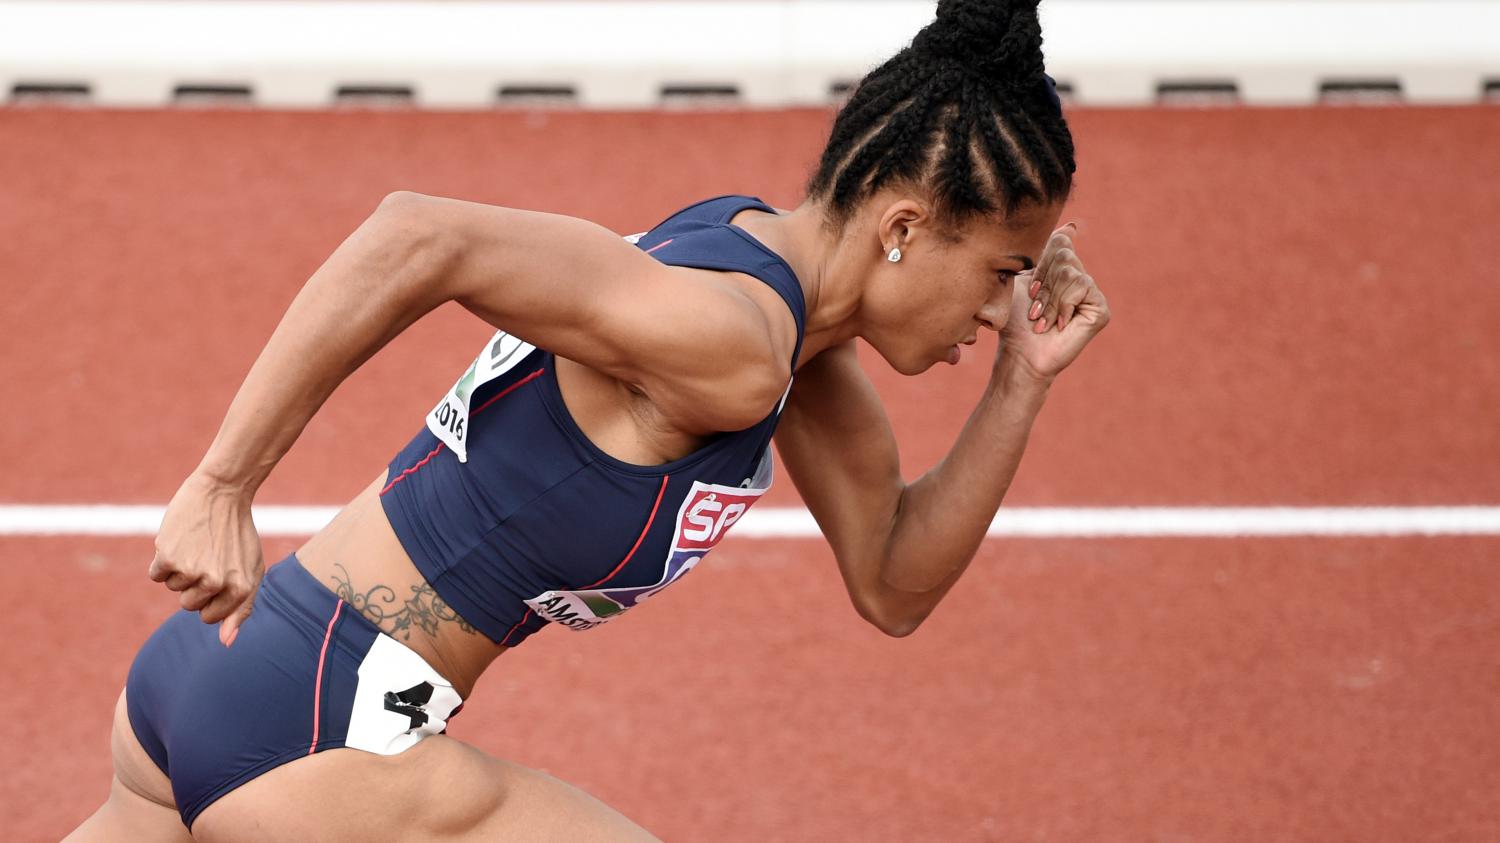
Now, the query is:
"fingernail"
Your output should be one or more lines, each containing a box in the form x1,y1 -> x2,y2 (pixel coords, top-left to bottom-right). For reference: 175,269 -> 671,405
1029,301 -> 1043,319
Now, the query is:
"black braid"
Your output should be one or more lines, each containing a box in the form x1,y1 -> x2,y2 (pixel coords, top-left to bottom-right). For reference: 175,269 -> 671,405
934,80 -> 990,216
805,0 -> 1075,232
808,78 -> 913,198
868,71 -> 952,191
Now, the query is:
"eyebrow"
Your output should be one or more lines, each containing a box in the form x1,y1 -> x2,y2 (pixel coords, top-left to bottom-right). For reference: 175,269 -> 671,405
1008,255 -> 1035,270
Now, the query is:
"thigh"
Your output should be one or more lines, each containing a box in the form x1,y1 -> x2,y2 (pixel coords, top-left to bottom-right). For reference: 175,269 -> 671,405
192,735 -> 659,842
62,690 -> 191,843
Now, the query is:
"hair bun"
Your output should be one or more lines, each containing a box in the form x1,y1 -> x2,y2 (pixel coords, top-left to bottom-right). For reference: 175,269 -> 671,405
912,0 -> 1045,81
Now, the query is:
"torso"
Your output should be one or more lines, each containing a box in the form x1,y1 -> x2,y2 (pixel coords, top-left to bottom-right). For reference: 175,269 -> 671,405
298,206 -> 796,699
295,356 -> 723,700
296,472 -> 497,699
297,358 -> 727,700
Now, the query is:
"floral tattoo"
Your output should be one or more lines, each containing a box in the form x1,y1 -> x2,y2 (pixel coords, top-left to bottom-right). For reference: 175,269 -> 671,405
328,562 -> 477,640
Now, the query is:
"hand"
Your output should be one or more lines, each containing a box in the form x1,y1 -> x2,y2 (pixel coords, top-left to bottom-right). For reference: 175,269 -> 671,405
1001,222 -> 1111,379
148,470 -> 265,647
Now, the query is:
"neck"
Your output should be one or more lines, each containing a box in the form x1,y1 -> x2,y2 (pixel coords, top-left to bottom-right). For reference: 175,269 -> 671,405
750,198 -> 865,366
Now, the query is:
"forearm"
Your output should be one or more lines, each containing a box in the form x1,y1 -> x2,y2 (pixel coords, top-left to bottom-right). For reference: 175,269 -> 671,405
878,354 -> 1052,593
195,194 -> 451,493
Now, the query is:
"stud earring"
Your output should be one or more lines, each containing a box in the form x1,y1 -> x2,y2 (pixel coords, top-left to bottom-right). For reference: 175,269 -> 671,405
887,247 -> 902,263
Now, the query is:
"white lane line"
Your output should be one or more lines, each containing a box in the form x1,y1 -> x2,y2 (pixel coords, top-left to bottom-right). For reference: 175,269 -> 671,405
2,505 -> 1499,538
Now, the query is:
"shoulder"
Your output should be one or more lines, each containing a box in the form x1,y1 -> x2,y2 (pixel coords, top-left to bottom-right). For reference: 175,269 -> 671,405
636,264 -> 797,435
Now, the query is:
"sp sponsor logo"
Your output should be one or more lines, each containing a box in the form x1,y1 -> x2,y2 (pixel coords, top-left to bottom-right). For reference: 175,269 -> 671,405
678,489 -> 754,550
525,454 -> 774,630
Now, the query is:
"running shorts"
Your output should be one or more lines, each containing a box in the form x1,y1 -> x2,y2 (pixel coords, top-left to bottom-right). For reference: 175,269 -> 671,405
125,553 -> 465,829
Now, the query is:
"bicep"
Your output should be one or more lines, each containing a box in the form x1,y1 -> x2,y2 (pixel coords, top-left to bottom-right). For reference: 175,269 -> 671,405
415,194 -> 782,424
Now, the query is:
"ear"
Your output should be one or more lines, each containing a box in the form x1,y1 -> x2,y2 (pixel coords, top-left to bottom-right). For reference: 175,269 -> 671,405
876,198 -> 930,256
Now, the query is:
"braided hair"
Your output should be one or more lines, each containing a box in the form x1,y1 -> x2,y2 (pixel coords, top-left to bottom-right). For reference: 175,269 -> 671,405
806,0 -> 1075,235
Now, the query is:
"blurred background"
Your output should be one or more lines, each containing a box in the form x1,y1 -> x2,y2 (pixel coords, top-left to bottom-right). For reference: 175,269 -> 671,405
2,2 -> 1498,840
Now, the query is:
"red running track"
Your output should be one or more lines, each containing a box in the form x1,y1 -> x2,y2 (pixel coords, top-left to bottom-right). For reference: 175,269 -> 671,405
1,105 -> 1498,840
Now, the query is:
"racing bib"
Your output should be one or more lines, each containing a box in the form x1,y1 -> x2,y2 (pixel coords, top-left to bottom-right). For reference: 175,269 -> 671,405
524,448 -> 774,630
428,233 -> 653,463
425,330 -> 536,463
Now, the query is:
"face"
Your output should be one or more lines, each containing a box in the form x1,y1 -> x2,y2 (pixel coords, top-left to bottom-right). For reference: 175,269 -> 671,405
857,193 -> 1064,374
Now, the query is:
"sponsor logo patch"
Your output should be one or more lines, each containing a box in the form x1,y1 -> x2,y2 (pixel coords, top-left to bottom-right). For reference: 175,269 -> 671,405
525,451 -> 773,629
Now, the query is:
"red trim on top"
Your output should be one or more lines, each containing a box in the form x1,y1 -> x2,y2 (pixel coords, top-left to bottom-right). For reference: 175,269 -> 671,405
498,609 -> 533,647
379,368 -> 547,496
471,368 -> 546,418
581,474 -> 670,590
644,238 -> 674,255
308,599 -> 344,755
495,449 -> 667,646
380,442 -> 445,495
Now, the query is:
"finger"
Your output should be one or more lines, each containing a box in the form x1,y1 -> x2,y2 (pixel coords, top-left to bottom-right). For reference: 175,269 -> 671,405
1028,283 -> 1049,321
1043,266 -> 1084,328
1040,246 -> 1076,307
1055,274 -> 1094,330
165,571 -> 197,592
147,552 -> 173,582
219,591 -> 258,648
1031,228 -> 1074,299
1085,284 -> 1112,330
199,575 -> 249,625
1018,269 -> 1040,300
178,575 -> 223,612
1034,261 -> 1078,332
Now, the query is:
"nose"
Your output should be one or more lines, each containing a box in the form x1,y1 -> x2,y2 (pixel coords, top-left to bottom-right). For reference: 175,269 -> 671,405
976,298 -> 1007,332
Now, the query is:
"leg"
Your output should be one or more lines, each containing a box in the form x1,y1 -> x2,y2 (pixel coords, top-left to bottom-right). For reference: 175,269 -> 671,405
192,735 -> 659,842
63,690 -> 192,842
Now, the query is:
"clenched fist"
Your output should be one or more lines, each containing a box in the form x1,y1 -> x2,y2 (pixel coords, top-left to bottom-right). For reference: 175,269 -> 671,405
148,470 -> 265,647
1002,221 -> 1111,379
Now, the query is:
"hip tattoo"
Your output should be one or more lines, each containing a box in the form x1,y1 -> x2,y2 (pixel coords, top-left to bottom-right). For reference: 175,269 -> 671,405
327,562 -> 478,640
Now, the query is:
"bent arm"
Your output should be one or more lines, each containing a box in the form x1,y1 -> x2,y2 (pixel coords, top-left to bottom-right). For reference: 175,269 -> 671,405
774,341 -> 1050,637
159,191 -> 788,645
196,192 -> 453,490
199,191 -> 784,490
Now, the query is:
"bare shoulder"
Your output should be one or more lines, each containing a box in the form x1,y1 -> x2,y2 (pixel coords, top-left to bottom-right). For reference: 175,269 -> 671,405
396,194 -> 793,435
645,262 -> 804,432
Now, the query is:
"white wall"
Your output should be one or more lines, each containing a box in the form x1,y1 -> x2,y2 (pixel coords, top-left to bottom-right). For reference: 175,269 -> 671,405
1,1 -> 1496,107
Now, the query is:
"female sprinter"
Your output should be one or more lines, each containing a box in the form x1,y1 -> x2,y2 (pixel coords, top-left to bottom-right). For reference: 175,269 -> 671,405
68,0 -> 1108,839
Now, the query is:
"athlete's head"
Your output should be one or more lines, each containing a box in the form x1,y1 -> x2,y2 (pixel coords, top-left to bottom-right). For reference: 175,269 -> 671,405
806,0 -> 1075,373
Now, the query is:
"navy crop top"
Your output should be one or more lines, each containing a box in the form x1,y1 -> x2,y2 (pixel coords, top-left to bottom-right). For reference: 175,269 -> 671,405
378,195 -> 805,647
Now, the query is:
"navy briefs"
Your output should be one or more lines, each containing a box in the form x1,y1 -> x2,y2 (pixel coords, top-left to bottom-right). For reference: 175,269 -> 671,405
125,554 -> 464,830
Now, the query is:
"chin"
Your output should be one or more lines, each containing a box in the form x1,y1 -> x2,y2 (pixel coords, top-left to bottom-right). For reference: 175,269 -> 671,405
864,336 -> 943,376
888,350 -> 939,377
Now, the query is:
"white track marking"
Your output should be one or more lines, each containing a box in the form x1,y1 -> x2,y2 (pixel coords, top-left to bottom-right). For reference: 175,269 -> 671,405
2,505 -> 1498,538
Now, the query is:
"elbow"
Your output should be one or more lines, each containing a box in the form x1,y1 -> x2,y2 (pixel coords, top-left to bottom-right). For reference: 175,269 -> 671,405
371,191 -> 462,281
853,591 -> 928,639
875,616 -> 922,639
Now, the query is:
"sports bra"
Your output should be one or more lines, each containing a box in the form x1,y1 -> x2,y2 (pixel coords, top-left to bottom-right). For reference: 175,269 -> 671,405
378,195 -> 805,647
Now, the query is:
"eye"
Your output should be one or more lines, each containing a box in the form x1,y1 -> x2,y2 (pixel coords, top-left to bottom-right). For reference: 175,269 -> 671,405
996,271 -> 1017,285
